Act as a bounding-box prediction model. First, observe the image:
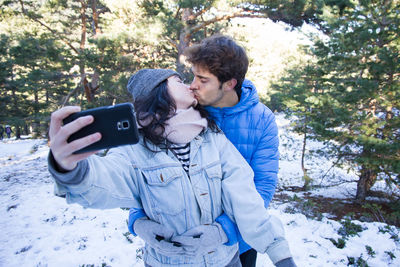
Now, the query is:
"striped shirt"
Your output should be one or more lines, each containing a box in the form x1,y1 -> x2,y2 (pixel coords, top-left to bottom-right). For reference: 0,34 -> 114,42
170,143 -> 190,173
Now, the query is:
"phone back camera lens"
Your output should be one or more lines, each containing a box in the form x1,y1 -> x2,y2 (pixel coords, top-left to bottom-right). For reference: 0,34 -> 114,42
122,121 -> 129,129
117,120 -> 130,130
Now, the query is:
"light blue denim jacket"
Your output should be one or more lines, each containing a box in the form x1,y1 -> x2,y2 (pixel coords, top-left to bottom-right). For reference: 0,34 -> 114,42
49,129 -> 291,266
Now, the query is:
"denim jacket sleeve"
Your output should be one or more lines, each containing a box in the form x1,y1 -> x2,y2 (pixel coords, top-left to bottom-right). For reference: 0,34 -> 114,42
216,112 -> 279,246
48,147 -> 142,210
214,133 -> 291,264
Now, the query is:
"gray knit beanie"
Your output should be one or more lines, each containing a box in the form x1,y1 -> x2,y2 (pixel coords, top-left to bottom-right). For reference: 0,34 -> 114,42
127,69 -> 181,102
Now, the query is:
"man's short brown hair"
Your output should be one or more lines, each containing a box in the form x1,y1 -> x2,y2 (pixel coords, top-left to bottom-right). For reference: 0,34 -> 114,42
184,35 -> 249,97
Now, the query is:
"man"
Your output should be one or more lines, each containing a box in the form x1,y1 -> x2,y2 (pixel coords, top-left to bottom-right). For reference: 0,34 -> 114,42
128,35 -> 296,267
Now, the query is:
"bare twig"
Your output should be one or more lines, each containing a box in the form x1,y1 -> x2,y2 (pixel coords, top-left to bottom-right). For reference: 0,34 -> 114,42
174,6 -> 181,20
61,76 -> 84,106
315,180 -> 358,188
319,156 -> 344,186
165,36 -> 178,49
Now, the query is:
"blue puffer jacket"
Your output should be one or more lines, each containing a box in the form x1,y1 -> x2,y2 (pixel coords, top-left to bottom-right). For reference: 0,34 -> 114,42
204,79 -> 279,253
128,80 -> 279,254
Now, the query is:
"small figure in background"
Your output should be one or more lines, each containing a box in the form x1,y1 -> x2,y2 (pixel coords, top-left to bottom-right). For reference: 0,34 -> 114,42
0,124 -> 4,140
5,125 -> 12,139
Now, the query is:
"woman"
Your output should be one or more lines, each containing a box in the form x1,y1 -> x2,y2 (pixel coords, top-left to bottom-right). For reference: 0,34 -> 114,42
48,69 -> 294,267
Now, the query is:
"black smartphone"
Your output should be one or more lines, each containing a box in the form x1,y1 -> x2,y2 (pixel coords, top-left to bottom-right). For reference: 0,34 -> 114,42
63,103 -> 139,154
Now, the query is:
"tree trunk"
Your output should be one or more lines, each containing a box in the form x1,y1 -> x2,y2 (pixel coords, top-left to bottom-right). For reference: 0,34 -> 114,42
42,121 -> 49,138
10,73 -> 19,121
32,69 -> 41,139
24,123 -> 29,135
301,129 -> 311,190
356,166 -> 377,202
176,8 -> 192,75
91,0 -> 101,36
46,88 -> 49,105
90,0 -> 100,99
15,126 -> 21,139
177,31 -> 189,74
32,121 -> 40,139
79,0 -> 92,102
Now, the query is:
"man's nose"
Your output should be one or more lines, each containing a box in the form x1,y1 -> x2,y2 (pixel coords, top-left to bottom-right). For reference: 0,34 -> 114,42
189,80 -> 198,90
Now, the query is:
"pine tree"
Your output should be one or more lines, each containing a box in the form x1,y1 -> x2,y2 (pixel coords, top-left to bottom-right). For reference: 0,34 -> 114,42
137,0 -> 326,75
275,0 -> 400,201
272,63 -> 322,190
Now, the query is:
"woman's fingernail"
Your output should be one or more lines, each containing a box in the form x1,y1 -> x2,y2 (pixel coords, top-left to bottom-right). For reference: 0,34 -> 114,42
84,115 -> 93,122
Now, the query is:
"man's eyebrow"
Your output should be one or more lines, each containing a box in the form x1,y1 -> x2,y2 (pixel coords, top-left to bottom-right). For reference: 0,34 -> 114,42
196,74 -> 209,80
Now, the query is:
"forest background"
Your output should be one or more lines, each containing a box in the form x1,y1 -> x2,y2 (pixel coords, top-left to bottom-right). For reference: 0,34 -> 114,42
0,0 -> 399,226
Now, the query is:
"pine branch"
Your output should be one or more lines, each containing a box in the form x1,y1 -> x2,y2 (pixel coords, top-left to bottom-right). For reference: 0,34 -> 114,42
61,72 -> 96,106
319,155 -> 344,186
188,11 -> 266,35
62,78 -> 83,106
79,0 -> 87,50
18,0 -> 79,55
192,7 -> 210,20
316,180 -> 359,188
165,36 -> 178,49
174,6 -> 181,20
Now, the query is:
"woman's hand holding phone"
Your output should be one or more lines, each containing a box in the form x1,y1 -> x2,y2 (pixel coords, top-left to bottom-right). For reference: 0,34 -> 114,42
49,106 -> 102,171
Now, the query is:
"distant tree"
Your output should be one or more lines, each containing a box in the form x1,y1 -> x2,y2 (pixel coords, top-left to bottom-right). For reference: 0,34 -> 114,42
3,0 -> 181,105
6,0 -> 112,104
0,0 -> 341,107
138,0 -> 328,75
272,63 -> 322,190
248,0 -> 326,27
0,0 -> 363,138
274,0 -> 400,201
0,33 -> 73,138
0,34 -> 25,137
83,33 -> 174,106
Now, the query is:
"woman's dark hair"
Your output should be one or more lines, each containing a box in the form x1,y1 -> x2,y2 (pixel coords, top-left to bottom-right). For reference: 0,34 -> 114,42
134,79 -> 219,151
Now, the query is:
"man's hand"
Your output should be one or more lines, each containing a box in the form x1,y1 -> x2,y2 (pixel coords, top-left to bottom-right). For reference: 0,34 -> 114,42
134,218 -> 186,255
171,223 -> 228,256
49,106 -> 101,171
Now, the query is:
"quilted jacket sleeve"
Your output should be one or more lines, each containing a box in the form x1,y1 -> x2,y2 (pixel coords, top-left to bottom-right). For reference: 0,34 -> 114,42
216,132 -> 291,263
128,208 -> 147,236
251,109 -> 279,208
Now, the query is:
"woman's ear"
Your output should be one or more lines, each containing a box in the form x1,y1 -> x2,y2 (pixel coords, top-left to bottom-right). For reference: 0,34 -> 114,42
222,78 -> 237,92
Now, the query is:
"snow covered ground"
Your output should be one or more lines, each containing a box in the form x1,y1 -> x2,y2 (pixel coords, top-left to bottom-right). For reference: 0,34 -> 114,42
0,115 -> 399,266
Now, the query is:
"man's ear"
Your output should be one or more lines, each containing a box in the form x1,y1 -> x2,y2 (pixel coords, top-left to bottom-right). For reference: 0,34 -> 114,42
222,78 -> 237,92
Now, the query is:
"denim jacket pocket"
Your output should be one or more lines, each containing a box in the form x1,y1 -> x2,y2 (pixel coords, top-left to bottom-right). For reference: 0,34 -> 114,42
203,162 -> 223,217
142,166 -> 186,216
204,162 -> 222,180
